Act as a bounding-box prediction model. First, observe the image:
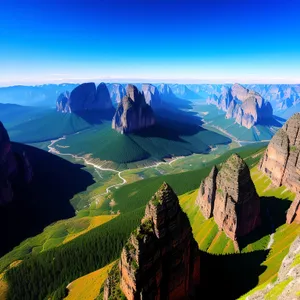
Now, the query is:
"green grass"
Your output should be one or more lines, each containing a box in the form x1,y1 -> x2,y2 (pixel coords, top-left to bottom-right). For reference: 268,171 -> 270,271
8,111 -> 93,143
56,119 -> 231,169
265,277 -> 293,300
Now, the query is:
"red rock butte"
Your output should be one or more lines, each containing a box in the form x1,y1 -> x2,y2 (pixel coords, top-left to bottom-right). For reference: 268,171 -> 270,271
103,182 -> 200,300
196,154 -> 261,241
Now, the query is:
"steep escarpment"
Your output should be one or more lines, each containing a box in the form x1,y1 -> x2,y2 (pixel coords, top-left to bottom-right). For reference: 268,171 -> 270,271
286,194 -> 300,224
196,154 -> 260,241
112,84 -> 155,134
107,83 -> 126,105
56,82 -> 113,113
259,113 -> 300,193
0,122 -> 33,205
103,182 -> 200,300
207,83 -> 273,129
141,83 -> 162,108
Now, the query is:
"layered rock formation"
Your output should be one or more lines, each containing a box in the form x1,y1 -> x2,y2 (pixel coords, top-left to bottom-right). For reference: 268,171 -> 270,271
141,84 -> 161,108
103,182 -> 200,300
56,82 -> 113,113
207,83 -> 273,129
259,113 -> 300,193
112,84 -> 155,134
286,195 -> 300,224
0,122 -> 33,205
196,154 -> 260,241
195,166 -> 218,219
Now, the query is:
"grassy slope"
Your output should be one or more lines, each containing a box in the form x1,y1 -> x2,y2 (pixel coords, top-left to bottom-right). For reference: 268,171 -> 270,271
65,261 -> 115,300
2,143 -> 266,300
8,112 -> 93,143
56,120 -> 230,169
197,104 -> 280,141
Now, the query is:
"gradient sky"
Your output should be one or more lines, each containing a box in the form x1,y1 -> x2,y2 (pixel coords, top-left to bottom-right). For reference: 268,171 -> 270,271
1,0 -> 300,86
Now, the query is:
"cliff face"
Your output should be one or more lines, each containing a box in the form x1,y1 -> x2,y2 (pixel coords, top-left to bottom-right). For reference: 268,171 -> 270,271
107,83 -> 126,105
195,166 -> 218,219
259,113 -> 300,193
112,84 -> 155,134
286,194 -> 300,224
56,82 -> 113,113
207,83 -> 273,129
196,154 -> 260,241
0,122 -> 32,205
142,84 -> 162,108
103,182 -> 200,300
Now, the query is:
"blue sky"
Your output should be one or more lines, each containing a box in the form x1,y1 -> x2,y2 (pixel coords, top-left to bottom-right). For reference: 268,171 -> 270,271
1,0 -> 300,85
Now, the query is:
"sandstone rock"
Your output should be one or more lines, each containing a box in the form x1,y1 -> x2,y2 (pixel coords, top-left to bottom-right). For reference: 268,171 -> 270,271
103,182 -> 200,300
112,84 -> 155,134
197,154 -> 260,241
196,166 -> 218,219
142,84 -> 161,108
286,194 -> 300,224
259,113 -> 300,193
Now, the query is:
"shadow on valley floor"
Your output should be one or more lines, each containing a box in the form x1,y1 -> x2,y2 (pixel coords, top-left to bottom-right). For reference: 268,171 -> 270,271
0,143 -> 95,256
197,249 -> 269,300
75,109 -> 115,125
238,196 -> 291,250
258,116 -> 284,127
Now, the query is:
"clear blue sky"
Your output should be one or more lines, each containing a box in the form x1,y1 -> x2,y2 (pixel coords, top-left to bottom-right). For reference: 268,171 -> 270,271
1,0 -> 300,85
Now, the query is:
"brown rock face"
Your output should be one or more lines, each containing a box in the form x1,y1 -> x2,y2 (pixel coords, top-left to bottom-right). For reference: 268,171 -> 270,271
112,84 -> 155,134
196,166 -> 218,219
286,194 -> 300,224
259,113 -> 300,193
197,154 -> 260,241
103,182 -> 200,300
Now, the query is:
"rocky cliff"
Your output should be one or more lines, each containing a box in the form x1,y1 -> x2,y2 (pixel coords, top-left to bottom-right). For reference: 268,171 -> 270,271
207,83 -> 273,129
196,154 -> 261,241
112,84 -> 155,134
142,84 -> 161,108
56,82 -> 113,113
286,194 -> 300,224
195,166 -> 218,219
0,122 -> 32,205
103,182 -> 200,300
247,236 -> 300,300
259,113 -> 300,193
107,83 -> 126,105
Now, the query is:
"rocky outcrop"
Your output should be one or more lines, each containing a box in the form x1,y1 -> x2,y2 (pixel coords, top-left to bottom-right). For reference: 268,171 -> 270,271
141,84 -> 161,108
56,91 -> 70,113
259,113 -> 300,193
207,83 -> 273,129
107,83 -> 126,105
197,154 -> 260,241
247,236 -> 300,300
112,84 -> 155,134
195,166 -> 218,219
0,122 -> 33,205
56,82 -> 113,112
286,195 -> 300,224
103,182 -> 200,300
